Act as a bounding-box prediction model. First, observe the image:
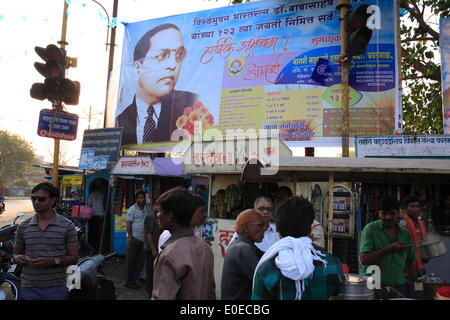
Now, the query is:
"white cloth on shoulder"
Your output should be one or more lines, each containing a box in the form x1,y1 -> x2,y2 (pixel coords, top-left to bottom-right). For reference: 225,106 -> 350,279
252,236 -> 327,300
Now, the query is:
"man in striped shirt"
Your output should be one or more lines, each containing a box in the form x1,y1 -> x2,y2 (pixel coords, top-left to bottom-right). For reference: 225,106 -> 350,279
13,182 -> 79,300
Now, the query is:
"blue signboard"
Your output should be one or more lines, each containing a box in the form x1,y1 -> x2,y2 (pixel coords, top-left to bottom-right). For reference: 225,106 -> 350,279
37,109 -> 78,141
78,128 -> 123,170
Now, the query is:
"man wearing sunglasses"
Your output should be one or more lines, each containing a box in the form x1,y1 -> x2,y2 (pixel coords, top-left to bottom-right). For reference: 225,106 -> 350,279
226,197 -> 276,252
116,23 -> 198,146
13,182 -> 79,300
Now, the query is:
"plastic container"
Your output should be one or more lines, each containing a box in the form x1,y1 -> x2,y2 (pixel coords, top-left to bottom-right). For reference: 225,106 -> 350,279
435,286 -> 450,300
71,205 -> 93,219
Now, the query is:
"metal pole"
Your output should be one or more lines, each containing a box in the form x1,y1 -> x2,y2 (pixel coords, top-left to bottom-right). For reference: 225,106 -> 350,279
338,0 -> 350,158
99,176 -> 114,254
327,172 -> 335,254
207,174 -> 212,218
395,0 -> 403,134
103,0 -> 119,128
52,0 -> 69,187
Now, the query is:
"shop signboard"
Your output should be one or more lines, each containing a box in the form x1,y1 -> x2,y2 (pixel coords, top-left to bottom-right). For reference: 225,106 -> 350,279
115,0 -> 399,151
182,137 -> 292,173
62,175 -> 83,187
37,109 -> 78,141
356,135 -> 450,158
79,128 -> 123,170
110,156 -> 158,175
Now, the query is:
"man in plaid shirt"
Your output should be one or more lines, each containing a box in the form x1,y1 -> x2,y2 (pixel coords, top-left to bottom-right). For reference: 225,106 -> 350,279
252,197 -> 344,300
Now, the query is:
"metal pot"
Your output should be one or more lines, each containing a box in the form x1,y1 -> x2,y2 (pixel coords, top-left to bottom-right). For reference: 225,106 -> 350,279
419,238 -> 448,260
337,274 -> 375,300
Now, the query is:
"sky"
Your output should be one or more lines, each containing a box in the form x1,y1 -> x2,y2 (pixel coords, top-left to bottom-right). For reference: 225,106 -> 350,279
0,0 -> 342,166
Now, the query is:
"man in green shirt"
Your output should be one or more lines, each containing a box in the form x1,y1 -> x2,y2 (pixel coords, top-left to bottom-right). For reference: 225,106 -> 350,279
359,196 -> 417,298
252,197 -> 344,300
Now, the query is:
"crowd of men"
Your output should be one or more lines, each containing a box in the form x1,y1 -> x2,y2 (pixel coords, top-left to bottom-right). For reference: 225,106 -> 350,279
10,181 -> 450,300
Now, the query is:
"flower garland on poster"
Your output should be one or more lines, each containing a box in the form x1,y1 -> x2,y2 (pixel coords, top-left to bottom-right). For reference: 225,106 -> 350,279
176,101 -> 214,135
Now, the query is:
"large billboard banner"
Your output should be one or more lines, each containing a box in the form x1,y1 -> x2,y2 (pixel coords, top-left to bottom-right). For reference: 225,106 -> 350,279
441,17 -> 450,135
115,0 -> 399,150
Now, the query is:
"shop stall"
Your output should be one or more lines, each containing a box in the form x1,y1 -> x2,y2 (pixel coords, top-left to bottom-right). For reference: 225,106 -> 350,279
240,156 -> 450,296
108,156 -> 189,254
183,137 -> 292,298
355,135 -> 450,282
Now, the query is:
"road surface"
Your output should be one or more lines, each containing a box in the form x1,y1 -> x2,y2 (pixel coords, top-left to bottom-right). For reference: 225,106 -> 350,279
0,199 -> 34,227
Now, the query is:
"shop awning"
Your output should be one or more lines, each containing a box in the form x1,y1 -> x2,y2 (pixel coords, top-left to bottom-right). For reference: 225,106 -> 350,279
110,156 -> 185,177
32,163 -> 94,175
241,156 -> 450,184
152,158 -> 185,177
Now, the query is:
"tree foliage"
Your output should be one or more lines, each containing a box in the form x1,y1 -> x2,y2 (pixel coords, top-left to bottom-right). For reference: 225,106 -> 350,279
0,130 -> 36,190
216,0 -> 448,133
400,0 -> 449,134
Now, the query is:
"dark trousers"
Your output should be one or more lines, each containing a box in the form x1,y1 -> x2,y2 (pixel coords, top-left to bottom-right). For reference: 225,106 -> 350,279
145,250 -> 155,295
125,237 -> 145,284
20,285 -> 68,300
88,216 -> 104,253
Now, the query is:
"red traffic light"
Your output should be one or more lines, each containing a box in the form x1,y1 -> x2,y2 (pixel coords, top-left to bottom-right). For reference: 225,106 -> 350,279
31,44 -> 80,104
34,44 -> 66,80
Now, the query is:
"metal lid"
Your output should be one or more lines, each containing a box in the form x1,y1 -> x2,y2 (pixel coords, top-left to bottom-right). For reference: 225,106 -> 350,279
346,274 -> 368,283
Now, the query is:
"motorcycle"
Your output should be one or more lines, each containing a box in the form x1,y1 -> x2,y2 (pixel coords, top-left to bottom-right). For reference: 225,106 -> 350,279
0,212 -> 25,300
68,252 -> 117,300
67,216 -> 94,258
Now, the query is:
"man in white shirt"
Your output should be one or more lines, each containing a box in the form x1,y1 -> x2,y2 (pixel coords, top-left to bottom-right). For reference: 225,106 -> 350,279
86,183 -> 106,253
228,196 -> 326,252
228,197 -> 278,252
124,190 -> 150,289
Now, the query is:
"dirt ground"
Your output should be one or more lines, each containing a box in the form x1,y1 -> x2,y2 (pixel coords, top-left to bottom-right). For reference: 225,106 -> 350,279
102,255 -> 150,300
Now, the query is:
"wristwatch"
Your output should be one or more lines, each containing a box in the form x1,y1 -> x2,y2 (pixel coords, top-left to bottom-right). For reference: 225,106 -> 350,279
54,257 -> 61,266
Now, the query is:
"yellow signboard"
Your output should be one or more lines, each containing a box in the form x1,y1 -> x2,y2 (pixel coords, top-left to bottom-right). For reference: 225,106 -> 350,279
115,211 -> 128,232
62,175 -> 83,186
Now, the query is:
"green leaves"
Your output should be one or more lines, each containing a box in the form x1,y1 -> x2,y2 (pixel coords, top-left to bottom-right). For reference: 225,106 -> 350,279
401,0 -> 444,134
0,130 -> 37,190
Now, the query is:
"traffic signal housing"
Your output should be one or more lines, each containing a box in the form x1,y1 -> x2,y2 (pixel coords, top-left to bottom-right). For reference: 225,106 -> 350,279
345,4 -> 373,57
30,44 -> 80,105
34,44 -> 66,80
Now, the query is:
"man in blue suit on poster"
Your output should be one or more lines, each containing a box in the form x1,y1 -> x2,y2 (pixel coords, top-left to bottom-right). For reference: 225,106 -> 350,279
116,23 -> 198,146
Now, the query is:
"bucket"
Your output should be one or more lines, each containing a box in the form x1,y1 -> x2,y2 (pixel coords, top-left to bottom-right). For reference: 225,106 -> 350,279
337,274 -> 375,300
419,237 -> 447,260
71,205 -> 93,219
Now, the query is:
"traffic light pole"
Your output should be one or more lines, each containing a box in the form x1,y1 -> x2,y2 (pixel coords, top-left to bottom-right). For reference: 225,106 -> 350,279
338,0 -> 350,158
52,0 -> 69,187
103,0 -> 119,129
